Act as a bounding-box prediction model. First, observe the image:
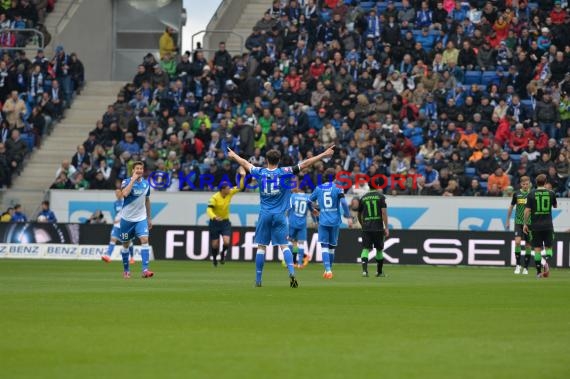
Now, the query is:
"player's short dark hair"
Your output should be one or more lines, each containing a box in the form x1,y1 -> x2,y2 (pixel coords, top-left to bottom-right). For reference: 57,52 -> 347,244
520,176 -> 530,183
42,200 -> 49,206
132,160 -> 144,169
14,204 -> 21,210
536,174 -> 547,186
266,150 -> 281,165
219,183 -> 231,190
324,168 -> 336,182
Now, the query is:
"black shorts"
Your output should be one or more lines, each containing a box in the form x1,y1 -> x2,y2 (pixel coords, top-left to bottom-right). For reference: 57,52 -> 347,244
209,220 -> 231,240
514,224 -> 530,243
529,229 -> 554,249
361,230 -> 384,250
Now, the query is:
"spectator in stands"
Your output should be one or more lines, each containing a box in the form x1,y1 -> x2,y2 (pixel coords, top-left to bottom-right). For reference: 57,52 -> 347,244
69,53 -> 85,94
0,142 -> 10,187
3,90 -> 26,130
71,144 -> 90,170
38,200 -> 56,223
0,207 -> 13,222
55,159 -> 76,179
11,204 -> 27,222
159,26 -> 177,60
48,79 -> 64,120
6,129 -> 27,172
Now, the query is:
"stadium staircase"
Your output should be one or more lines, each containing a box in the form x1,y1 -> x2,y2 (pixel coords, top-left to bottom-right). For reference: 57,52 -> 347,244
205,0 -> 271,56
41,0 -> 82,52
1,81 -> 124,215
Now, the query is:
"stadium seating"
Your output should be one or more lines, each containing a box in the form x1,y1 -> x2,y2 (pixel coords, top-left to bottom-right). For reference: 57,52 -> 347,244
52,0 -> 570,202
464,71 -> 482,85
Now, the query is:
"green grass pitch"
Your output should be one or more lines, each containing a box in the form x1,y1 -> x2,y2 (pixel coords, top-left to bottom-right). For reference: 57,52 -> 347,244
1,260 -> 569,379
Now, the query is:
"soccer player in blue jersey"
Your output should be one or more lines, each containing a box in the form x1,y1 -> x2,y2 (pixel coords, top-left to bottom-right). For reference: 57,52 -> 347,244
288,187 -> 314,268
101,188 -> 134,264
119,161 -> 153,279
310,168 -> 352,279
227,145 -> 335,287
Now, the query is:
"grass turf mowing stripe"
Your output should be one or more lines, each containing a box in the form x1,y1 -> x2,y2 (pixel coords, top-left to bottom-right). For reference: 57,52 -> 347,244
0,260 -> 568,379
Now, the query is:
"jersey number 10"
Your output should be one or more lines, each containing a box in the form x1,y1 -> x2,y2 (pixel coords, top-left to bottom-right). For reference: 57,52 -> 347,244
294,199 -> 307,215
535,193 -> 551,213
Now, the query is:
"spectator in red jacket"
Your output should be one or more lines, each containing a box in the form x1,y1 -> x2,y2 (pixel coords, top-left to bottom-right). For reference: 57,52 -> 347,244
509,123 -> 529,153
550,2 -> 566,25
494,118 -> 511,147
527,124 -> 548,150
392,136 -> 417,161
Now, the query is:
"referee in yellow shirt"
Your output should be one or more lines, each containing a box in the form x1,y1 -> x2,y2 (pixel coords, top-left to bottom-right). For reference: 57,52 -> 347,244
208,166 -> 246,266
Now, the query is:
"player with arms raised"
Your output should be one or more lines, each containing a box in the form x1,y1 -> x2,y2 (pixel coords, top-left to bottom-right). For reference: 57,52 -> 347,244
227,145 -> 335,288
523,174 -> 557,278
358,188 -> 389,277
120,161 -> 153,279
309,168 -> 352,279
506,176 -> 532,274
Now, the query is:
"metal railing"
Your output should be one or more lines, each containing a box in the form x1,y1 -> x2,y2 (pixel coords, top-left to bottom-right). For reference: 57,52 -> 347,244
0,28 -> 45,51
191,30 -> 244,56
55,0 -> 82,35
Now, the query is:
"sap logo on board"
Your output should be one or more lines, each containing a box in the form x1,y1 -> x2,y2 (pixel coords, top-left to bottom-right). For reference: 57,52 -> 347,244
68,201 -> 167,223
388,207 -> 428,230
458,208 -> 562,231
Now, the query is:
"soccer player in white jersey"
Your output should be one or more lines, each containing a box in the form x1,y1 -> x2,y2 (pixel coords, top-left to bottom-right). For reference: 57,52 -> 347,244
120,161 -> 153,279
101,189 -> 134,264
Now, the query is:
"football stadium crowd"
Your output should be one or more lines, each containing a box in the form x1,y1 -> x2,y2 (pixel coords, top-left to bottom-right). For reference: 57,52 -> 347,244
0,0 -> 84,189
57,0 -> 570,198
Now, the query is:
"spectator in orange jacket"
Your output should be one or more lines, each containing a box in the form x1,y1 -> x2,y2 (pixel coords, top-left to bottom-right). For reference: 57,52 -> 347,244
487,167 -> 511,191
458,123 -> 478,148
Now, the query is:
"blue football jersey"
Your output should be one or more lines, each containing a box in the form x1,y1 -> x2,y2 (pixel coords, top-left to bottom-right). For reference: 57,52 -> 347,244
289,193 -> 311,228
121,178 -> 151,222
251,166 -> 299,214
309,184 -> 345,226
114,199 -> 123,216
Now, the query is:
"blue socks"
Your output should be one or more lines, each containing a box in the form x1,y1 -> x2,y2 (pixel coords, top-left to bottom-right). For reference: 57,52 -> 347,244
255,251 -> 265,284
106,242 -> 115,257
121,248 -> 130,272
322,247 -> 331,272
329,248 -> 335,270
298,246 -> 305,265
141,244 -> 150,272
282,248 -> 295,276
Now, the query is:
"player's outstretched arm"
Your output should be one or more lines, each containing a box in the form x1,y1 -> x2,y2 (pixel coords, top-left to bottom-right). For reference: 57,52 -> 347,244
299,144 -> 335,170
235,166 -> 246,191
227,148 -> 254,172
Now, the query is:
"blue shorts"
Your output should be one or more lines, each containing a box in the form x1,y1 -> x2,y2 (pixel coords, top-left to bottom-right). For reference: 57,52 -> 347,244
288,226 -> 307,242
318,224 -> 339,247
110,226 -> 121,240
119,219 -> 149,243
255,213 -> 288,246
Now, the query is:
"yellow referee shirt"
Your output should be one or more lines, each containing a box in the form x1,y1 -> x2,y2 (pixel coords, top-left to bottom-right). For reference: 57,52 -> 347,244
206,175 -> 245,220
